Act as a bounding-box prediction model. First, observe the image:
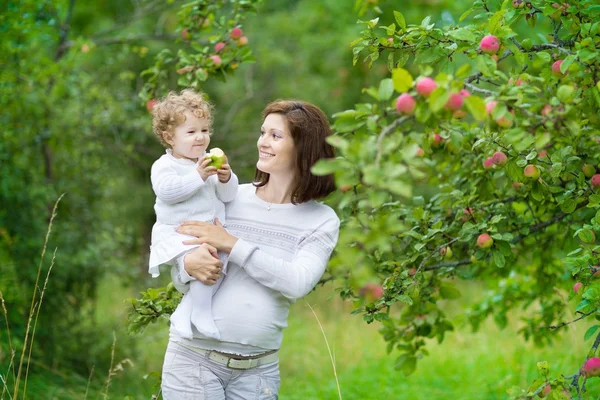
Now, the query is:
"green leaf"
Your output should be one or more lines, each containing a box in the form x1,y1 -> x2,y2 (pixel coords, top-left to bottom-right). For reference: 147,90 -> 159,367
378,78 -> 394,101
576,299 -> 592,313
455,63 -> 472,79
326,135 -> 349,151
393,11 -> 406,30
585,325 -> 600,341
488,10 -> 506,34
559,198 -> 577,213
448,28 -> 476,42
475,55 -> 496,77
464,96 -> 487,121
440,283 -> 461,299
395,353 -> 417,375
459,9 -> 472,22
311,158 -> 345,176
492,250 -> 506,268
392,68 -> 413,93
578,229 -> 596,244
429,87 -> 449,112
561,54 -> 576,74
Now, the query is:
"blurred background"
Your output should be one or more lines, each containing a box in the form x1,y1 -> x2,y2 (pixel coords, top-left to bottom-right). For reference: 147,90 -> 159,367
1,0 -> 594,398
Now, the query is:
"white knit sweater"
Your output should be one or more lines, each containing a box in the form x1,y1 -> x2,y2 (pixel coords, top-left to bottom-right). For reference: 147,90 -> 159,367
170,183 -> 340,354
149,150 -> 238,277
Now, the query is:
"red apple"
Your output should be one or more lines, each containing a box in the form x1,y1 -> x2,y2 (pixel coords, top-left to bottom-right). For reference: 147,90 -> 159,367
483,157 -> 495,169
573,282 -> 583,293
416,147 -> 425,157
480,35 -> 500,54
583,164 -> 596,178
181,28 -> 190,40
477,233 -> 494,249
396,93 -> 416,114
238,36 -> 249,46
445,93 -> 464,111
440,246 -> 453,258
552,60 -> 567,77
359,282 -> 384,301
492,151 -> 507,166
415,77 -> 437,97
592,174 -> 600,187
541,105 -> 552,117
215,42 -> 226,52
582,357 -> 600,377
146,99 -> 157,112
486,101 -> 498,115
230,27 -> 243,39
524,164 -> 540,179
210,55 -> 222,67
431,133 -> 443,147
495,114 -> 514,128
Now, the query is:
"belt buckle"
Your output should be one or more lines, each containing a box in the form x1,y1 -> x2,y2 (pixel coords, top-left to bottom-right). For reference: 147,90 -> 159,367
227,358 -> 256,370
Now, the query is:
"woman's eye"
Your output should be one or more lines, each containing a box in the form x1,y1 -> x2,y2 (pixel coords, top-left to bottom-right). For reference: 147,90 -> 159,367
260,131 -> 265,136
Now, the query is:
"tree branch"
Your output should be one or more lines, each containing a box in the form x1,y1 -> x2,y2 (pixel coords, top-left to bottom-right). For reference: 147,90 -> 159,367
55,0 -> 76,61
61,34 -> 180,52
424,199 -> 589,271
546,310 -> 595,330
375,116 -> 410,167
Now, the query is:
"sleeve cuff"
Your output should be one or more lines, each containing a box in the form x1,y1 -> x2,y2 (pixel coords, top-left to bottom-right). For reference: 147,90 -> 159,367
177,254 -> 195,283
228,239 -> 257,267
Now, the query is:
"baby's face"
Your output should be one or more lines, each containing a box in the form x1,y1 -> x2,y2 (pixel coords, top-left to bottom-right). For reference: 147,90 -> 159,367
167,111 -> 211,160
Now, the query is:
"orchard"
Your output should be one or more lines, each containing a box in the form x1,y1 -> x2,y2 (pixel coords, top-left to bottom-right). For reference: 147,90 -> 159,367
134,0 -> 600,397
3,0 -> 600,398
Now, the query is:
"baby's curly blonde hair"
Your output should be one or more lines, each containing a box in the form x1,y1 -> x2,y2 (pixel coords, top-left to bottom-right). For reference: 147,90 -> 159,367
151,89 -> 214,148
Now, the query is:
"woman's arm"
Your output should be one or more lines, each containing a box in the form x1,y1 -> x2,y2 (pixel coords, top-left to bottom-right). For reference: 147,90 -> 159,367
151,160 -> 206,204
228,216 -> 339,299
178,213 -> 340,299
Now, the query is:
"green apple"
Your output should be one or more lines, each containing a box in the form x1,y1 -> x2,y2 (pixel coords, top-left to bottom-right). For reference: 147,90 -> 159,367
206,148 -> 226,169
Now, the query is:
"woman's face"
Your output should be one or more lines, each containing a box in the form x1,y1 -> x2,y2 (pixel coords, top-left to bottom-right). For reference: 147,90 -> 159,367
256,113 -> 296,177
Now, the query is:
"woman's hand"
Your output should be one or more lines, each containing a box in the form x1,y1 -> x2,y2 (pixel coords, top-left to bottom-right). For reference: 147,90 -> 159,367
184,244 -> 223,285
178,218 -> 238,253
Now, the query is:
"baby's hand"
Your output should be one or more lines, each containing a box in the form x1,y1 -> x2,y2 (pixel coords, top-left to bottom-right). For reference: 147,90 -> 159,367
197,156 -> 218,182
217,161 -> 232,183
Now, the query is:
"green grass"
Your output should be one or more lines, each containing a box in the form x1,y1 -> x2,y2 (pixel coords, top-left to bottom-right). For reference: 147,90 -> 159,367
19,277 -> 600,399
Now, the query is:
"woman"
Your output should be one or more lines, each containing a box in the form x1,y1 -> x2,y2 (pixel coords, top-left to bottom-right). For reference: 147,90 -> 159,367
161,100 -> 341,399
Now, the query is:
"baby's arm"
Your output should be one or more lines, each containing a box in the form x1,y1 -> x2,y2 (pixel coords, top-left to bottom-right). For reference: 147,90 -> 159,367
214,170 -> 238,203
151,158 -> 205,204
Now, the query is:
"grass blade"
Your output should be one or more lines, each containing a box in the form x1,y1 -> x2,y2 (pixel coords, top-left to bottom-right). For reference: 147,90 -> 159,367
305,300 -> 343,400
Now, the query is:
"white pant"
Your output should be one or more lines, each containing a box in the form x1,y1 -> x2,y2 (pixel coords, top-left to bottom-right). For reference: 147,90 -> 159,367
161,341 -> 280,400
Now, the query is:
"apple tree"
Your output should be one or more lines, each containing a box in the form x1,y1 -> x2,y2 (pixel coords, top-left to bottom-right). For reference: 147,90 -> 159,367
131,0 -> 600,397
313,0 -> 600,397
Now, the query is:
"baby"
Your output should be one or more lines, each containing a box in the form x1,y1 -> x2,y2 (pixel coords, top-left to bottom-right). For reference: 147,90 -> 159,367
148,89 -> 237,339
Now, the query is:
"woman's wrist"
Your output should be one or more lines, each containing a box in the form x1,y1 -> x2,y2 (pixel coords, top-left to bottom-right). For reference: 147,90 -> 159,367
225,237 -> 239,253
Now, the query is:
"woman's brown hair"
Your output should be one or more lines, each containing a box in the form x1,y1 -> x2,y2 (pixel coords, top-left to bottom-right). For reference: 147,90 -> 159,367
254,100 -> 336,204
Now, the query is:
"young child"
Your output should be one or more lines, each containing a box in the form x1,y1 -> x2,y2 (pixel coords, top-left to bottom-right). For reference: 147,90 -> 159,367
148,89 -> 237,339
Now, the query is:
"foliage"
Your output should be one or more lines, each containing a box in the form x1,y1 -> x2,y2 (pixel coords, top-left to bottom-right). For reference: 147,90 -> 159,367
126,283 -> 181,335
314,0 -> 600,397
139,0 -> 263,102
132,0 -> 600,395
0,0 -> 174,377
